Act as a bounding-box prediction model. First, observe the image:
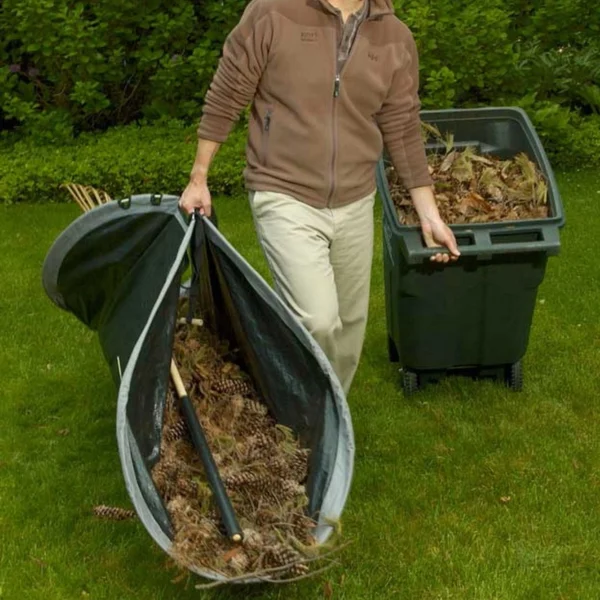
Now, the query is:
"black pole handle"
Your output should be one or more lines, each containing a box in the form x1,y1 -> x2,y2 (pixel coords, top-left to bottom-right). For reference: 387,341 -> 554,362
170,359 -> 243,543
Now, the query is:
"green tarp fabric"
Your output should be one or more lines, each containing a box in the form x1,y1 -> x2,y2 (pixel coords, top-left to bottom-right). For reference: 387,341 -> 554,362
42,194 -> 354,582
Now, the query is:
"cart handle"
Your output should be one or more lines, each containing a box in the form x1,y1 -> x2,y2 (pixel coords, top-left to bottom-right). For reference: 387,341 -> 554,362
401,225 -> 560,264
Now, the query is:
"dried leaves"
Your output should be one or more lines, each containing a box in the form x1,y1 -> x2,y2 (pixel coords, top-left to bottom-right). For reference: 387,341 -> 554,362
151,313 -> 335,582
389,125 -> 550,225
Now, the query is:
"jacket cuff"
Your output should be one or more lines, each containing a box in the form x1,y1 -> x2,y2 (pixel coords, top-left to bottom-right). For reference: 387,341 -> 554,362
197,114 -> 236,143
404,171 -> 434,190
386,143 -> 433,190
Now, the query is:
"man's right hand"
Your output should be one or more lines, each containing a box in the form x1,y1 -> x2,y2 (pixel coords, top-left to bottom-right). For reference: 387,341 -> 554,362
179,178 -> 212,217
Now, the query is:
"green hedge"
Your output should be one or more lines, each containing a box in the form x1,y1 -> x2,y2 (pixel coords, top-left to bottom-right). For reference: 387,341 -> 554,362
1,109 -> 597,206
396,0 -> 600,112
1,0 -> 599,190
0,120 -> 247,204
2,1 -> 599,134
512,99 -> 600,170
0,0 -> 248,136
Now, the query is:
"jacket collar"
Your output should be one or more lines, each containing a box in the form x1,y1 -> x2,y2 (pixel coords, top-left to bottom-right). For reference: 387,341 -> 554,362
367,0 -> 395,18
313,0 -> 395,20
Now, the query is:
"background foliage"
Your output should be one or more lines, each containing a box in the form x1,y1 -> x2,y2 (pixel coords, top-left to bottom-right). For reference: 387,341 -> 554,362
0,0 -> 247,138
1,0 -> 599,202
0,120 -> 248,203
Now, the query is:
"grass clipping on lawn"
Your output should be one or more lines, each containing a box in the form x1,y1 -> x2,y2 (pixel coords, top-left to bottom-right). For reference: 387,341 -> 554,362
152,317 -> 340,584
388,123 -> 550,225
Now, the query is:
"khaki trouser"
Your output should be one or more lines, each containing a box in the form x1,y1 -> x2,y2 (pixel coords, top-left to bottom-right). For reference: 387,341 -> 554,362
249,189 -> 375,395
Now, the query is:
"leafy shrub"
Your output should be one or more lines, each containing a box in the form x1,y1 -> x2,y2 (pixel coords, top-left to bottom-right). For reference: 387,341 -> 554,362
508,0 -> 599,51
0,120 -> 248,204
0,0 -> 248,136
1,0 -> 600,172
512,44 -> 600,116
396,0 -> 516,109
489,95 -> 600,169
2,0 -> 599,127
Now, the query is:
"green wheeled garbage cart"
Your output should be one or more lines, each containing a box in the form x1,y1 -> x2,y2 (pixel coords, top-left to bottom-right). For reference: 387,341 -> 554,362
377,107 -> 565,395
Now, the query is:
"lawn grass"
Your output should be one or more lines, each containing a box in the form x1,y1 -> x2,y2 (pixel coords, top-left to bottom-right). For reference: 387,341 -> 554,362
1,170 -> 599,599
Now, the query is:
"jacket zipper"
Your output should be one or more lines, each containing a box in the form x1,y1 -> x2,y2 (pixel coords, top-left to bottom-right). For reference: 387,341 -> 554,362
261,107 -> 273,166
326,19 -> 364,207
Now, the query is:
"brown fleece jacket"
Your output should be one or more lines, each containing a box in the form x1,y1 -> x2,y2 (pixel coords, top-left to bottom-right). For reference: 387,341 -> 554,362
198,0 -> 433,208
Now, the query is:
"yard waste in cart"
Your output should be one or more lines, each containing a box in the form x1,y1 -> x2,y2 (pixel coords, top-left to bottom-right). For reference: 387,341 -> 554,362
376,107 -> 565,395
41,195 -> 354,585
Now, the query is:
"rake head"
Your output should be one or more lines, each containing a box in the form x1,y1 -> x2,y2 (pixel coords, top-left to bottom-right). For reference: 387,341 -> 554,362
62,183 -> 112,213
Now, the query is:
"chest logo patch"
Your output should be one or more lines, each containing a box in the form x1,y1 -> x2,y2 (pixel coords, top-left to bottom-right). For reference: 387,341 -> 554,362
301,31 -> 318,43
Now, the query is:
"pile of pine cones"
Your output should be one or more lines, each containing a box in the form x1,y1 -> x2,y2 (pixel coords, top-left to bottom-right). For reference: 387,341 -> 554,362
151,316 -> 320,580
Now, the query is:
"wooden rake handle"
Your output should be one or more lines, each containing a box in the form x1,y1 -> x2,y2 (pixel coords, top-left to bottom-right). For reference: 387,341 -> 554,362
170,359 -> 243,544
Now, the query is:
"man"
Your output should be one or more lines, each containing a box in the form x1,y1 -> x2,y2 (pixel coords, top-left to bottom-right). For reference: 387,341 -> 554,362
179,0 -> 460,395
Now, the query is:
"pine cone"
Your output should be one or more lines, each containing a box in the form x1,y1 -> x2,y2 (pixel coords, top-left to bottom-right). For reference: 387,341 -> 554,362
254,507 -> 278,526
213,378 -> 253,396
288,562 -> 309,577
265,544 -> 309,577
242,528 -> 263,551
152,459 -> 170,481
288,448 -> 310,482
279,479 -> 306,501
245,399 -> 268,416
93,505 -> 136,521
236,412 -> 270,437
291,513 -> 317,544
246,432 -> 273,461
259,478 -> 304,504
152,459 -> 182,499
266,456 -> 290,479
223,470 -> 271,490
175,477 -> 197,498
164,418 -> 188,442
267,543 -> 297,566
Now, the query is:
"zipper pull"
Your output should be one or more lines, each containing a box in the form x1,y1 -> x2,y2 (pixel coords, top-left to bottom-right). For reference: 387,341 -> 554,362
333,74 -> 340,98
264,111 -> 271,131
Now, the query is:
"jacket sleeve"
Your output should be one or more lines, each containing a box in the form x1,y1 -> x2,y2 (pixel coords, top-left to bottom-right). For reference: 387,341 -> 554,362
197,0 -> 274,143
375,28 -> 433,190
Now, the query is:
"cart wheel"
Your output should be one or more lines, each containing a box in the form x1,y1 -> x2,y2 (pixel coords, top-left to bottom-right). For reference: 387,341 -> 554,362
402,369 -> 420,396
505,360 -> 523,392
